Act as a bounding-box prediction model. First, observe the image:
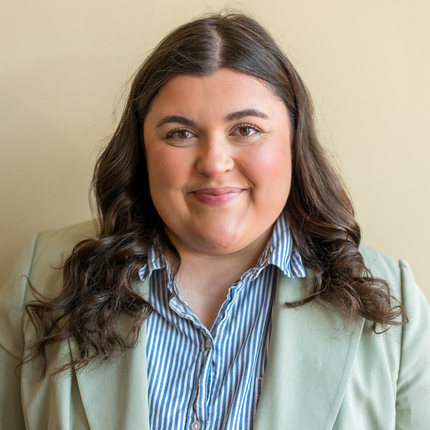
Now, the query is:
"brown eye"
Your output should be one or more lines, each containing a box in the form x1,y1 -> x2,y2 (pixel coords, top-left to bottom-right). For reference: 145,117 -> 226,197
238,127 -> 252,136
232,124 -> 261,139
176,130 -> 191,139
166,129 -> 194,140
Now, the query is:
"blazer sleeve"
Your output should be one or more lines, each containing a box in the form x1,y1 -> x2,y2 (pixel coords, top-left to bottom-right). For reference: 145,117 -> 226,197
0,234 -> 39,430
395,260 -> 430,429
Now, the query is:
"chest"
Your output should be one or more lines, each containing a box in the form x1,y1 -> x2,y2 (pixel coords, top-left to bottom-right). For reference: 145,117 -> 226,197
145,265 -> 278,430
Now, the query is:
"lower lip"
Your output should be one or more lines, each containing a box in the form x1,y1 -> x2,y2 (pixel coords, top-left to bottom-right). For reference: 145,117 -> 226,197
191,190 -> 243,206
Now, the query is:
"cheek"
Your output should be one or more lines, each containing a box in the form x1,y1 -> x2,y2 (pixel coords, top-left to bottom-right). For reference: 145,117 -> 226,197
245,139 -> 292,194
146,147 -> 190,192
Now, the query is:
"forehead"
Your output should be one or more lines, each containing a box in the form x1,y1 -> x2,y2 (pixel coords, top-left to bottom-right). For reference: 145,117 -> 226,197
146,68 -> 286,120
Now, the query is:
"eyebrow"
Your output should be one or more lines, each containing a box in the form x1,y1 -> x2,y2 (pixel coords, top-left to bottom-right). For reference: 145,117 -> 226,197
225,109 -> 269,122
155,109 -> 269,128
156,115 -> 196,128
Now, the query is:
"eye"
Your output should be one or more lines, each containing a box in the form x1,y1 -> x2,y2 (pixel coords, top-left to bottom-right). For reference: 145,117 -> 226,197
238,126 -> 253,136
165,128 -> 196,142
230,124 -> 262,140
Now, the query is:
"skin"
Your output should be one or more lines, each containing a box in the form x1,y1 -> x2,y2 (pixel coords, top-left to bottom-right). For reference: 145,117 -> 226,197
143,68 -> 292,327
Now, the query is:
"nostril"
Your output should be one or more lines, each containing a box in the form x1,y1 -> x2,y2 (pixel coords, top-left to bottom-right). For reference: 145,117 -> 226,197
196,145 -> 234,177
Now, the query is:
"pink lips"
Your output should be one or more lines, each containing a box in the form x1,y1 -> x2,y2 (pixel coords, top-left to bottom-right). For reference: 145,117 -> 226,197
190,187 -> 243,206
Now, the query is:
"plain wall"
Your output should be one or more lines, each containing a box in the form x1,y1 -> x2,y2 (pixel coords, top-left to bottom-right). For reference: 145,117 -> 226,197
1,0 -> 429,302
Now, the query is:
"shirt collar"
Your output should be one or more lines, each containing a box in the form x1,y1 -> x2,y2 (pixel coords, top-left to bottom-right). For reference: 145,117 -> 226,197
138,238 -> 168,282
263,213 -> 306,278
138,213 -> 306,282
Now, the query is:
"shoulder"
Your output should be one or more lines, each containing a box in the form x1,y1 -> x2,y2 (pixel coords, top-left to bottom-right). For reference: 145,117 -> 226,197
33,220 -> 97,262
25,220 -> 97,295
359,243 -> 428,312
351,245 -> 430,427
358,243 -> 424,309
359,243 -> 401,285
0,221 -> 97,356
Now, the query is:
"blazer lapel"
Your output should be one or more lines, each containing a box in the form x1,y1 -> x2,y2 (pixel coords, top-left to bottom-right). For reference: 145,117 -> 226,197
71,280 -> 150,430
70,272 -> 364,429
254,271 -> 365,430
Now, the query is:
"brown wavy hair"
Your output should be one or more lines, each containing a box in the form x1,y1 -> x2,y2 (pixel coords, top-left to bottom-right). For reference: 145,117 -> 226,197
24,12 -> 406,376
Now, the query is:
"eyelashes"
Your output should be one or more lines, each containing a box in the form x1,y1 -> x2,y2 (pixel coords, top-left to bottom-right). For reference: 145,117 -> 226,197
230,123 -> 263,139
165,127 -> 196,141
164,123 -> 263,143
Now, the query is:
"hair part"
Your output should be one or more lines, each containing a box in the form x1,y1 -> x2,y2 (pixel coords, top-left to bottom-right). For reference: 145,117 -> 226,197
23,12 -> 406,376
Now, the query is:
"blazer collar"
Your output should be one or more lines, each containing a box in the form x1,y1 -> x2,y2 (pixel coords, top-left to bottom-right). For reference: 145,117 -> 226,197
72,272 -> 364,430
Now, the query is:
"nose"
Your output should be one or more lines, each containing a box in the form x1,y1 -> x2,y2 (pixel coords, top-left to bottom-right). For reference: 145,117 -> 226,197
195,136 -> 234,177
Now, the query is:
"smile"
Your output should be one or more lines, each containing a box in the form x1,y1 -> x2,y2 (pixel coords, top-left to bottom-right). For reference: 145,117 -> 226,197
190,187 -> 244,206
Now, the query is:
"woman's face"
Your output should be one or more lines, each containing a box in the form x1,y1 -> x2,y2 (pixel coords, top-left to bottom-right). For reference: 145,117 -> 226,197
143,68 -> 292,257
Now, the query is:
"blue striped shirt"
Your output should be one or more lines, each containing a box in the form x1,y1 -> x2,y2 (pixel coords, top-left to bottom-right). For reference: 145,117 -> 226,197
138,214 -> 305,430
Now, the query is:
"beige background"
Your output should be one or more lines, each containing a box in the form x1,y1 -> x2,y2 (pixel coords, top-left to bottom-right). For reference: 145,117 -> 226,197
1,0 -> 429,302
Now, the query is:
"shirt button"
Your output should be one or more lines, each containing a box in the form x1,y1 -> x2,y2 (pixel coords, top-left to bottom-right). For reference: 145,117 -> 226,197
191,421 -> 201,430
205,339 -> 212,349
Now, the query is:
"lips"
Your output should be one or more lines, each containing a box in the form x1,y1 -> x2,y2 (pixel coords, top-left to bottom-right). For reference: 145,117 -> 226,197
189,187 -> 244,206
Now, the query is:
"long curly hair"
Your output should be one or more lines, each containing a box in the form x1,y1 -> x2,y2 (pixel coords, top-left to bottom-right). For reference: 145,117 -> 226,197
25,13 -> 405,376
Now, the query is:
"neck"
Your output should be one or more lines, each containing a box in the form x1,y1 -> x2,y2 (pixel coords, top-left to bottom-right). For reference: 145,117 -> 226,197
166,232 -> 271,329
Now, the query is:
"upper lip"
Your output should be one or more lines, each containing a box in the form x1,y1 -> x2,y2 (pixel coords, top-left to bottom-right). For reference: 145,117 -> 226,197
190,187 -> 244,195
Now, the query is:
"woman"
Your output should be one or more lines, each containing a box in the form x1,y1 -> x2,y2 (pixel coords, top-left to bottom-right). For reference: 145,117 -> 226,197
1,13 -> 429,430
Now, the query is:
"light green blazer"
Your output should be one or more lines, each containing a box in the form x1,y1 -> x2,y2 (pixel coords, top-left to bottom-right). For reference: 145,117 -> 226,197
1,222 -> 430,429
